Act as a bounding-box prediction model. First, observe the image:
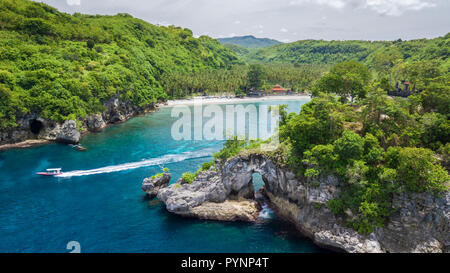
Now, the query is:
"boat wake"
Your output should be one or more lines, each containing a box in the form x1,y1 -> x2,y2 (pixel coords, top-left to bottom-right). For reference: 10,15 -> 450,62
56,150 -> 213,178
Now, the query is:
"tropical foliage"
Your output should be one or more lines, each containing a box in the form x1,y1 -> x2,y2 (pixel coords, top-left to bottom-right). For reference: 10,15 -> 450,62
242,36 -> 450,70
0,0 -> 241,130
217,59 -> 449,235
276,60 -> 450,234
218,35 -> 282,49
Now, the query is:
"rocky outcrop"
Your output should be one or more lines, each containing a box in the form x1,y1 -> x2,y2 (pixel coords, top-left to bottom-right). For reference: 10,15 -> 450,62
142,173 -> 171,198
85,114 -> 106,132
157,167 -> 260,222
376,192 -> 449,253
0,97 -> 156,147
52,120 -> 81,144
157,152 -> 449,253
0,115 -> 80,145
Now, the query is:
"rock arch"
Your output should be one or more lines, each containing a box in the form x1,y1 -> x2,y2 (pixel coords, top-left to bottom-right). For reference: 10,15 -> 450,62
157,152 -> 448,253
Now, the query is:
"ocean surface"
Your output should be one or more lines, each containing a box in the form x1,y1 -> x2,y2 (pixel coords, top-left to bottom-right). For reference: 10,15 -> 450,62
0,99 -> 326,253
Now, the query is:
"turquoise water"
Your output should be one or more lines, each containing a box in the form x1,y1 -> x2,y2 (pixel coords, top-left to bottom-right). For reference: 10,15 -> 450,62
0,99 -> 324,253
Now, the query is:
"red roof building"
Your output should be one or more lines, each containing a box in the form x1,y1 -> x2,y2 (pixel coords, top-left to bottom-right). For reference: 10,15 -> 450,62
271,84 -> 286,94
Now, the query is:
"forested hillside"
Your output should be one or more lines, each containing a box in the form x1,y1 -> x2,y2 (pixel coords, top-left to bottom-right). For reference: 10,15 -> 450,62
244,37 -> 450,69
0,0 -> 242,130
218,35 -> 282,48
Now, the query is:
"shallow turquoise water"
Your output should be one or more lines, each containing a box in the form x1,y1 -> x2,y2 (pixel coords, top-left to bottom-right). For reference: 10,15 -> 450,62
0,99 -> 325,253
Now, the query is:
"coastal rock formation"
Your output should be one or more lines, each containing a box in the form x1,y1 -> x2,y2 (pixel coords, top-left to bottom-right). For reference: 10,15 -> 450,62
0,115 -> 80,145
158,152 -> 449,253
52,120 -> 81,144
85,114 -> 106,132
102,96 -> 147,123
157,168 -> 260,221
376,192 -> 449,253
0,98 -> 156,147
142,173 -> 171,198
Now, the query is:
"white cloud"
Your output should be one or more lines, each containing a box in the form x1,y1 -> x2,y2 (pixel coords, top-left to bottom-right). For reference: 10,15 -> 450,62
289,0 -> 346,9
234,20 -> 241,24
364,0 -> 436,16
289,0 -> 435,15
280,27 -> 289,32
66,0 -> 81,6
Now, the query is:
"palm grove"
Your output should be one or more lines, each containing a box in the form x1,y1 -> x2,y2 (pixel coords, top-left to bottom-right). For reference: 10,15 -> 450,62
0,0 -> 449,234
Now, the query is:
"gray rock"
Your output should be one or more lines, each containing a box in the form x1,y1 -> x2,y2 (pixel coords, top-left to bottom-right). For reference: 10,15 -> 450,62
158,170 -> 228,212
85,114 -> 106,132
142,173 -> 171,198
1,96 -> 156,147
53,120 -> 80,144
156,152 -> 449,253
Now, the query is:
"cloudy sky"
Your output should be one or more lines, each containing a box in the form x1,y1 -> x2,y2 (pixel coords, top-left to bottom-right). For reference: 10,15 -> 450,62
37,0 -> 449,42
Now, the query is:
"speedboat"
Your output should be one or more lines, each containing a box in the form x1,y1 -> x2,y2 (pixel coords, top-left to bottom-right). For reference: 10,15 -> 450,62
36,168 -> 62,176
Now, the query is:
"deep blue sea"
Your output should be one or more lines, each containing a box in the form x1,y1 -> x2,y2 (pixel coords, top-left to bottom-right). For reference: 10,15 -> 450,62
0,99 -> 325,253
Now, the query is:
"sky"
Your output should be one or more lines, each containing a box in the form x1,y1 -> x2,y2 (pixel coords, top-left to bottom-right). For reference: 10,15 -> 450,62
36,0 -> 449,42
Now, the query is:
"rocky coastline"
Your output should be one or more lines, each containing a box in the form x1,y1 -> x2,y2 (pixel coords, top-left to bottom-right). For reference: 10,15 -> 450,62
0,96 -> 159,150
143,152 -> 449,253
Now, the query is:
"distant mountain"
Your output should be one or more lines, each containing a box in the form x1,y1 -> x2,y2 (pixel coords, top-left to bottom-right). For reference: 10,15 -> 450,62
217,35 -> 282,49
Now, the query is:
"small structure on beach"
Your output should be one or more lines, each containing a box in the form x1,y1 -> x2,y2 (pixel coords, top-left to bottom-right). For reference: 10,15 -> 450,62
247,88 -> 265,97
271,84 -> 286,95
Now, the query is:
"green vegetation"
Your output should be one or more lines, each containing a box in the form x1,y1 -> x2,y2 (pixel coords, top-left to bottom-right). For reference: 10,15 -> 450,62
245,40 -> 387,64
151,173 -> 163,179
162,63 -> 327,98
242,36 -> 449,70
151,166 -> 170,179
2,0 -> 449,237
313,60 -> 370,102
213,136 -> 267,161
179,159 -> 216,184
216,57 -> 449,234
247,64 -> 265,90
217,35 -> 282,49
181,172 -> 196,184
275,59 -> 449,234
200,160 -> 215,172
0,0 -> 241,130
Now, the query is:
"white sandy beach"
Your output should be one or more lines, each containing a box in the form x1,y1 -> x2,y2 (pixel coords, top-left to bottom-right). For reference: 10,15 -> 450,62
160,95 -> 311,107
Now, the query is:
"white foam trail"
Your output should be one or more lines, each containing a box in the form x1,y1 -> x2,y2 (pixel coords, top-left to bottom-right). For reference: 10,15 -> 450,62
56,150 -> 212,178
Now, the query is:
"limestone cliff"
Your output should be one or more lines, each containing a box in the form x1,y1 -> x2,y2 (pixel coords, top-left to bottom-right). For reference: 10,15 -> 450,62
157,153 -> 449,253
0,97 -> 156,146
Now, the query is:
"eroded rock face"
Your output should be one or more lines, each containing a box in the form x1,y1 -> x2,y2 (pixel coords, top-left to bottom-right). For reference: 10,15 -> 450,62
85,114 -> 106,132
0,115 -> 81,145
142,173 -> 171,198
376,192 -> 449,253
102,96 -> 147,123
158,169 -> 228,212
157,167 -> 260,221
157,152 -> 449,253
1,97 -> 156,146
172,200 -> 259,222
52,120 -> 81,144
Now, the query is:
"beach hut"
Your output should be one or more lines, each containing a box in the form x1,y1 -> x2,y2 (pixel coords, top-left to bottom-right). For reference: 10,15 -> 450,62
271,84 -> 286,95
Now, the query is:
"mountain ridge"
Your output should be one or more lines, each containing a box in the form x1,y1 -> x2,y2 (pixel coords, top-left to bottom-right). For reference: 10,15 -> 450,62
217,35 -> 282,48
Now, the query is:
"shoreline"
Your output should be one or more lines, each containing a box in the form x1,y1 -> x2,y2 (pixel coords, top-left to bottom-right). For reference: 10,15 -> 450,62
0,139 -> 51,151
160,94 -> 311,107
0,95 -> 311,151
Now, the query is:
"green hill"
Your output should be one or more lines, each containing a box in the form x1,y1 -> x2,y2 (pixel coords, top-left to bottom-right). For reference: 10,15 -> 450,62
244,37 -> 450,68
218,35 -> 282,49
0,0 -> 242,130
